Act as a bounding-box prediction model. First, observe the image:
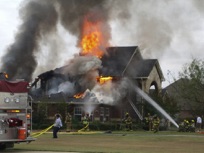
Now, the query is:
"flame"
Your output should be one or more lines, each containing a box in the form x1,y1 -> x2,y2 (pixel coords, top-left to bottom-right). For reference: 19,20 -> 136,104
80,16 -> 107,58
97,76 -> 113,85
74,93 -> 84,99
0,72 -> 8,79
4,72 -> 8,79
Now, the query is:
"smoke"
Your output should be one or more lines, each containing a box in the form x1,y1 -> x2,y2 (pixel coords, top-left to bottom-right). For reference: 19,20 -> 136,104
110,0 -> 204,61
58,81 -> 75,96
91,77 -> 130,105
78,77 -> 131,114
0,0 -> 58,81
63,55 -> 102,76
62,55 -> 102,92
0,0 -> 132,81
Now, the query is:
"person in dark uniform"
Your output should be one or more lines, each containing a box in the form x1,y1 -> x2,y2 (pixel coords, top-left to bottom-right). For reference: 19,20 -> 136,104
65,112 -> 72,132
82,113 -> 90,131
124,112 -> 133,131
152,115 -> 160,133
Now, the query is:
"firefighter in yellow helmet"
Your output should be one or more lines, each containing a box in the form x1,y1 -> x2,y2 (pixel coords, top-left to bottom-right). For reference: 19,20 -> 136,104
189,119 -> 195,132
82,113 -> 90,131
124,112 -> 133,131
184,119 -> 189,132
152,115 -> 160,133
144,113 -> 153,131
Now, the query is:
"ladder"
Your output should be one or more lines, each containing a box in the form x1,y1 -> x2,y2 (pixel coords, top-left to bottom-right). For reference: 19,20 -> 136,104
128,99 -> 143,120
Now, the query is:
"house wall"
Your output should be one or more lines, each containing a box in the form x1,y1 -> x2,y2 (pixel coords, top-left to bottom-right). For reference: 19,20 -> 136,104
67,103 -> 123,122
143,66 -> 162,93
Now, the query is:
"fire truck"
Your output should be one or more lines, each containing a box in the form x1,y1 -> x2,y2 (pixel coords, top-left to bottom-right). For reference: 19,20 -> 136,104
0,73 -> 35,150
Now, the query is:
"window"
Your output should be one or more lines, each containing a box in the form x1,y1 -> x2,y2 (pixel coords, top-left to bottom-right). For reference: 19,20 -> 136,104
100,107 -> 104,116
74,107 -> 82,121
74,107 -> 82,115
105,108 -> 109,116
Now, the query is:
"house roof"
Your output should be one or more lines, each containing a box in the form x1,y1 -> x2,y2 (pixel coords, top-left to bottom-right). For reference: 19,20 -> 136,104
128,59 -> 157,78
100,46 -> 142,77
100,46 -> 165,81
129,59 -> 165,80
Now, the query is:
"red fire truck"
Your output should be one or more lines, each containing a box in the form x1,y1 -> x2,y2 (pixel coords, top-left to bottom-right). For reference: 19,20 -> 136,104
0,74 -> 35,150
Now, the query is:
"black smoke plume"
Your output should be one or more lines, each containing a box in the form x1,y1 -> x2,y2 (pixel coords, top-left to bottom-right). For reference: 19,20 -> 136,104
0,0 -> 132,81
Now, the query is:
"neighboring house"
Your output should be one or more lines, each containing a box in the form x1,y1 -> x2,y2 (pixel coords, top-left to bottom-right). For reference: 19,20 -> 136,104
164,78 -> 193,120
30,46 -> 165,123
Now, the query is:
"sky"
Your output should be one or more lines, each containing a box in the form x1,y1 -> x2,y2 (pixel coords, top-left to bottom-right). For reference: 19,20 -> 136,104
0,0 -> 204,88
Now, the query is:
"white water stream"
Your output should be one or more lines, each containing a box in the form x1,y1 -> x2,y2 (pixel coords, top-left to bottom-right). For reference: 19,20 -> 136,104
135,86 -> 179,128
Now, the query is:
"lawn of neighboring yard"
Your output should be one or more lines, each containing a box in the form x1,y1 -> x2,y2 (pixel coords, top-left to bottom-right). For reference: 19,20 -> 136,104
4,130 -> 204,153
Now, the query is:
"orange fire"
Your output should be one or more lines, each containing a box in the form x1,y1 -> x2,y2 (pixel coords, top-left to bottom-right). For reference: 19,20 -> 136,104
80,16 -> 107,58
97,76 -> 113,85
74,93 -> 84,99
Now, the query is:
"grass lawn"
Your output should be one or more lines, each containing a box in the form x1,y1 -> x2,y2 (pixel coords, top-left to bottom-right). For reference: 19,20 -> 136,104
4,130 -> 204,153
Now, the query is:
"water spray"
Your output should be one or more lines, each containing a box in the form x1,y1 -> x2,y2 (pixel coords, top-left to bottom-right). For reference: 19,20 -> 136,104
135,86 -> 179,128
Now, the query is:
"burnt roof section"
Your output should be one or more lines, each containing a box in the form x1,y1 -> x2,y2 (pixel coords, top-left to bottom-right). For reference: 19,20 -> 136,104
100,46 -> 142,77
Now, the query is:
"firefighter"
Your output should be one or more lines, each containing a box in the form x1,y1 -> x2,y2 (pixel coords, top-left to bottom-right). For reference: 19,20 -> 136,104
124,112 -> 133,131
82,113 -> 90,131
183,119 -> 190,132
65,112 -> 72,132
179,119 -> 189,132
152,115 -> 160,133
189,120 -> 195,132
144,113 -> 153,131
178,120 -> 185,132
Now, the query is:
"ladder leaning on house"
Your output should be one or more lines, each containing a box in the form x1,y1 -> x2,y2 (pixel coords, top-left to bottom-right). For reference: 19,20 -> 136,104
128,99 -> 143,121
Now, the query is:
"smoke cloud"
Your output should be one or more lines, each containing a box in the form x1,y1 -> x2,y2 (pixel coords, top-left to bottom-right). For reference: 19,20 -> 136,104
0,0 -> 58,81
91,77 -> 130,105
62,55 -> 102,92
0,0 -> 132,81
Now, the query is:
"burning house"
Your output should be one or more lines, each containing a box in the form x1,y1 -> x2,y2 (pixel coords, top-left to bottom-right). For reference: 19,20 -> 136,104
30,46 -> 165,123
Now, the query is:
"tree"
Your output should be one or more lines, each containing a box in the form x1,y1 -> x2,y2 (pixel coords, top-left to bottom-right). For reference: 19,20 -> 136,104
168,59 -> 204,117
148,90 -> 179,118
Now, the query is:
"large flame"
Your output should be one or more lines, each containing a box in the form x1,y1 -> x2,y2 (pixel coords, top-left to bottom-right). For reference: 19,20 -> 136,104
80,16 -> 106,58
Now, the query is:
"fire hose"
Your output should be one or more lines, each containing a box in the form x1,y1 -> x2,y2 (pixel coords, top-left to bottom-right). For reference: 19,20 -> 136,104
31,124 -> 54,138
78,122 -> 89,132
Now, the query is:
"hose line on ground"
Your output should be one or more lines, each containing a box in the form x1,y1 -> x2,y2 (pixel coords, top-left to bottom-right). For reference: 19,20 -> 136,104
78,123 -> 89,132
31,124 -> 54,138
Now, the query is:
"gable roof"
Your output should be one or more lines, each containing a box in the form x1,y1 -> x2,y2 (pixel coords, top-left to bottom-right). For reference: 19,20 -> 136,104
100,46 -> 142,77
128,59 -> 165,80
100,46 -> 164,81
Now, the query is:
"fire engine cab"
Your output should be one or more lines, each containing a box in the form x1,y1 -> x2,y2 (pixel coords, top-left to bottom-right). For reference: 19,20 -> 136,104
0,74 -> 35,150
